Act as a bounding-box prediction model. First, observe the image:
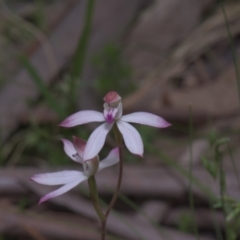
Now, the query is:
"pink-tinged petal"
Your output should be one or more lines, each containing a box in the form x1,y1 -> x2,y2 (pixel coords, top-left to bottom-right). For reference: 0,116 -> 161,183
38,179 -> 86,204
83,122 -> 113,161
30,170 -> 85,185
116,120 -> 143,157
59,110 -> 105,127
121,112 -> 171,128
61,139 -> 82,163
73,136 -> 86,159
98,147 -> 120,171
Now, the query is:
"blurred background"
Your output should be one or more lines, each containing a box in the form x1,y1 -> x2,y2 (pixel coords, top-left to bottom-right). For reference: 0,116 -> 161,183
0,0 -> 240,239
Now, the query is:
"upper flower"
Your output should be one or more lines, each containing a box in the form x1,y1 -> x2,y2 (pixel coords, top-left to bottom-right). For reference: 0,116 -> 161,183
59,91 -> 171,161
30,136 -> 119,204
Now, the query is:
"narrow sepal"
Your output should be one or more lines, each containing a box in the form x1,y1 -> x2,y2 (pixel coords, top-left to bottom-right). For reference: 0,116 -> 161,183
116,120 -> 143,157
38,179 -> 86,204
73,136 -> 86,159
98,147 -> 120,171
59,110 -> 105,127
121,112 -> 171,128
61,139 -> 83,163
30,170 -> 85,185
83,122 -> 113,161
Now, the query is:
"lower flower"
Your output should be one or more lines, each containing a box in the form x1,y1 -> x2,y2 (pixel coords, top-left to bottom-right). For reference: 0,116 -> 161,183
30,136 -> 120,204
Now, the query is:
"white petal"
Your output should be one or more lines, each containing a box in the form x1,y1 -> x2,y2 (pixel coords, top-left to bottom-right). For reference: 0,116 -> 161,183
38,179 -> 86,204
121,112 -> 171,128
59,110 -> 105,127
116,120 -> 143,157
61,139 -> 83,163
83,122 -> 113,161
31,170 -> 85,185
98,147 -> 120,171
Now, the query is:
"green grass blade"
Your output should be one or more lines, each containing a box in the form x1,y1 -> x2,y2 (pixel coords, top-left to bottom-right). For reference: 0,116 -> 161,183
220,0 -> 240,103
188,106 -> 200,239
227,143 -> 240,191
19,54 -> 64,117
69,0 -> 95,109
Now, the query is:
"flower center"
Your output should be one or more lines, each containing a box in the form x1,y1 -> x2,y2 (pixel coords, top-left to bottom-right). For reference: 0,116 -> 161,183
103,92 -> 123,124
103,103 -> 119,124
106,107 -> 116,123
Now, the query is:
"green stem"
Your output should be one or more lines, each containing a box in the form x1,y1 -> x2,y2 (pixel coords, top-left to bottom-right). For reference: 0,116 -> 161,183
217,147 -> 230,239
101,220 -> 106,240
88,123 -> 123,240
88,176 -> 105,221
227,143 -> 240,191
188,106 -> 200,240
219,157 -> 228,239
105,124 -> 123,219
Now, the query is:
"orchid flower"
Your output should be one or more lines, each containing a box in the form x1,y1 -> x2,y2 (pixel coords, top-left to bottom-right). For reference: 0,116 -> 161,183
31,136 -> 119,204
60,91 -> 171,161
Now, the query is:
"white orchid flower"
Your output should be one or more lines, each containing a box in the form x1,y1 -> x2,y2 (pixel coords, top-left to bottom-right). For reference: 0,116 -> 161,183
59,91 -> 171,161
31,136 -> 119,204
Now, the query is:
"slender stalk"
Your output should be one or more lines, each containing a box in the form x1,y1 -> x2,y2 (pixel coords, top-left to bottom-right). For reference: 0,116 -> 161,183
227,143 -> 240,191
69,0 -> 95,110
19,55 -> 64,117
188,106 -> 199,239
101,220 -> 106,240
105,124 -> 123,218
88,176 -> 105,221
209,199 -> 224,240
221,2 -> 240,237
87,118 -> 123,239
216,145 -> 231,239
220,0 -> 240,102
218,153 -> 228,239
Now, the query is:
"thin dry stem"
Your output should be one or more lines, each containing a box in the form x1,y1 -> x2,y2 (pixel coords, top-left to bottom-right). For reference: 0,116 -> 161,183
101,124 -> 123,239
